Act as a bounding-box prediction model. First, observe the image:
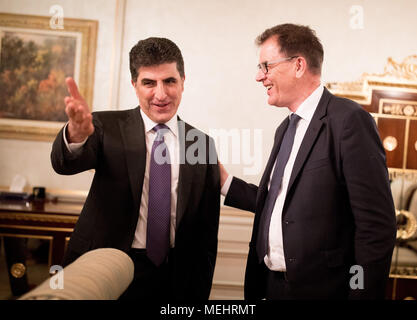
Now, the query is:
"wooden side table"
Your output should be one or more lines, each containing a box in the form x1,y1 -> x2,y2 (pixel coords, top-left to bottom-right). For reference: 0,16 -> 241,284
0,199 -> 81,267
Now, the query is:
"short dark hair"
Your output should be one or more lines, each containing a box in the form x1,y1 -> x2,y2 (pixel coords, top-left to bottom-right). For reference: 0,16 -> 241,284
256,24 -> 324,75
129,37 -> 185,82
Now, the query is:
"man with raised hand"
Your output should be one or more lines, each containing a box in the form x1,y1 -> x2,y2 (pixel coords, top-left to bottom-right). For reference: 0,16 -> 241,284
51,37 -> 220,301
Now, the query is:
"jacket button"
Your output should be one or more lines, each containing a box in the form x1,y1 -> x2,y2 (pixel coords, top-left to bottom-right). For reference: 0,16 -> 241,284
289,258 -> 296,262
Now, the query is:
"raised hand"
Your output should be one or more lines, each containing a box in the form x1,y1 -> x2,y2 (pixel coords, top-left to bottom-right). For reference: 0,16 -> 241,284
64,77 -> 94,143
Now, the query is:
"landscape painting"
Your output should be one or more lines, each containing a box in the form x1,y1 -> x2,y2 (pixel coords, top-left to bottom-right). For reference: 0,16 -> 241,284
0,29 -> 78,122
0,13 -> 97,141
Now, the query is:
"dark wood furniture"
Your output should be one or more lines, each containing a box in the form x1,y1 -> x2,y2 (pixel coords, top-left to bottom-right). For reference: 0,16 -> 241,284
0,199 -> 81,267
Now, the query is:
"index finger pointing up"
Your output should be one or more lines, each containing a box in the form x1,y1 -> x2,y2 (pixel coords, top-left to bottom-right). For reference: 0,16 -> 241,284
66,77 -> 82,100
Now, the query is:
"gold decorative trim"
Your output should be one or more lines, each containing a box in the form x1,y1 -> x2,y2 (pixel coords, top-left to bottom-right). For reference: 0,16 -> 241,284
0,224 -> 74,233
367,80 -> 417,92
65,236 -> 70,252
389,274 -> 417,280
378,55 -> 417,81
0,212 -> 78,224
325,81 -> 371,105
404,118 -> 411,169
326,55 -> 417,104
379,99 -> 417,118
389,168 -> 417,180
404,105 -> 417,116
383,136 -> 398,152
0,233 -> 53,241
371,112 -> 416,120
10,263 -> 26,278
0,124 -> 61,141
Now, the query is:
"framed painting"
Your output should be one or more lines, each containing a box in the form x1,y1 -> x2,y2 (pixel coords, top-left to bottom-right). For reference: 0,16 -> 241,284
0,13 -> 98,141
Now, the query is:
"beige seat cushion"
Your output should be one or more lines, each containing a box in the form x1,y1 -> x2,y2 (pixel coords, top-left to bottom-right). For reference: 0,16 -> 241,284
19,248 -> 134,300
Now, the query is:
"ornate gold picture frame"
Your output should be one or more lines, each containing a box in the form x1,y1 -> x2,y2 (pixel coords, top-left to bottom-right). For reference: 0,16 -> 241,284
0,13 -> 98,141
326,55 -> 417,178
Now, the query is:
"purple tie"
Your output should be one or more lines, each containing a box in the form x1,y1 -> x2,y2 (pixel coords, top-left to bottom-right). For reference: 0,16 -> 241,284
147,124 -> 171,266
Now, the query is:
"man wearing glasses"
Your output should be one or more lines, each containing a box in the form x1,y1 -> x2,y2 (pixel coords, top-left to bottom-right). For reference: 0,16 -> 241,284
220,23 -> 396,299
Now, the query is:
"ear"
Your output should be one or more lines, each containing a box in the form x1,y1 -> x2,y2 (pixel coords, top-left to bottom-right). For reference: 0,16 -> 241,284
294,56 -> 307,79
181,74 -> 185,91
131,79 -> 136,88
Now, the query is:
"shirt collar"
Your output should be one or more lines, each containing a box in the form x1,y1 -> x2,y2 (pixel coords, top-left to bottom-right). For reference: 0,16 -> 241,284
292,84 -> 324,122
140,108 -> 178,138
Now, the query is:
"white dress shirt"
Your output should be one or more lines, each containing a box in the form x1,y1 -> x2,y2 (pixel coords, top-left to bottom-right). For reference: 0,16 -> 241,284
221,84 -> 324,271
64,109 -> 180,249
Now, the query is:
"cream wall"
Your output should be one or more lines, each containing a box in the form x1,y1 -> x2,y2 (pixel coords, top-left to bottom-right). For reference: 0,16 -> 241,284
1,0 -> 417,191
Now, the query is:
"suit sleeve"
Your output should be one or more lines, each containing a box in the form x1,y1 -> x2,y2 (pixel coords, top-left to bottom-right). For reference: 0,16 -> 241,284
51,115 -> 102,175
224,176 -> 258,213
196,137 -> 221,299
340,107 -> 397,299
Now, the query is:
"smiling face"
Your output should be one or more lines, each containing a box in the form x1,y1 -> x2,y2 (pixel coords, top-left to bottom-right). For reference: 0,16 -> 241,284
132,62 -> 185,123
255,36 -> 298,110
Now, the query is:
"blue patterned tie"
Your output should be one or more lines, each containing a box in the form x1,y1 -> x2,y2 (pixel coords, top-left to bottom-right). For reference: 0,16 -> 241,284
256,114 -> 301,263
147,124 -> 171,266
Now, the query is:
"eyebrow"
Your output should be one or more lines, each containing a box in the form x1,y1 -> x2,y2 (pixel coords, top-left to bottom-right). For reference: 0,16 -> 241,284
141,77 -> 177,84
163,77 -> 177,82
141,78 -> 155,84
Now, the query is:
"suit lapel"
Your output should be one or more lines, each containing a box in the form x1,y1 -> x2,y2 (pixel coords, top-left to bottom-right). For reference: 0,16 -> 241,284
175,119 -> 195,229
286,88 -> 331,195
119,107 -> 146,211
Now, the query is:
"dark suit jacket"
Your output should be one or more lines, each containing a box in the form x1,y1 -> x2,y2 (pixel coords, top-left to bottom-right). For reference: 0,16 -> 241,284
225,88 -> 396,300
51,107 -> 220,300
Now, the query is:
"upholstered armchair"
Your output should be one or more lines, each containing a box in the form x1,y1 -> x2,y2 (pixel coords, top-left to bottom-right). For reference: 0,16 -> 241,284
19,248 -> 134,300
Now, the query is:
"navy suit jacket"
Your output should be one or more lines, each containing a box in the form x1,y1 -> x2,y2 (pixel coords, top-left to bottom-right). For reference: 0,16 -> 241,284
225,88 -> 396,299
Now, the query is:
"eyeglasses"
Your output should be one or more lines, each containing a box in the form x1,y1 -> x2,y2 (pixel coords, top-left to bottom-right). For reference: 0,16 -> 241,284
257,56 -> 299,74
